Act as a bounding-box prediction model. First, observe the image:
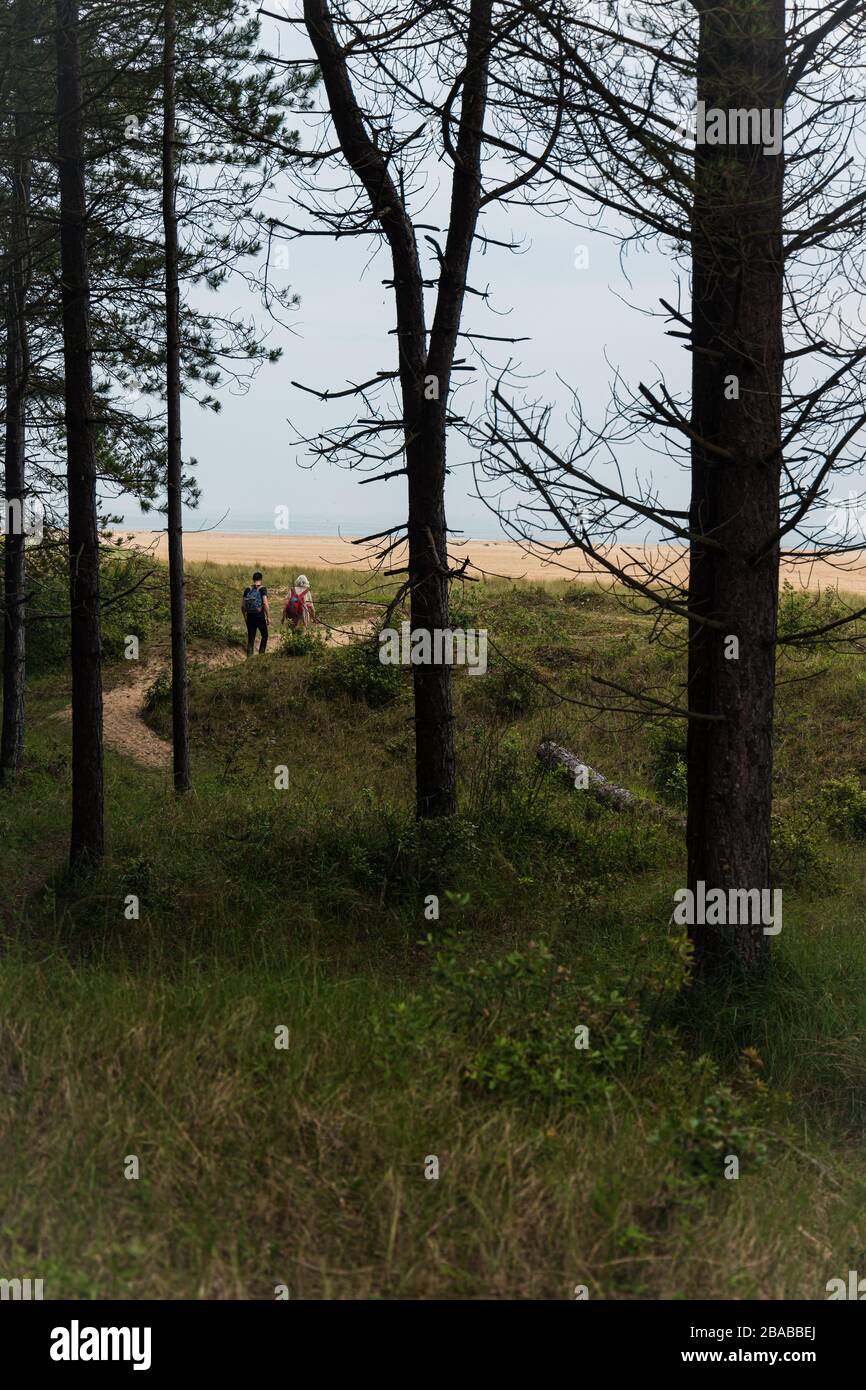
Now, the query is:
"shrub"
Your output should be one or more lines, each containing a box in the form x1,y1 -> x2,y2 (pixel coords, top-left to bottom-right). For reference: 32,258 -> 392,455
143,660 -> 210,718
647,720 -> 687,809
280,626 -> 323,658
185,575 -> 237,643
483,659 -> 538,717
819,775 -> 866,843
100,553 -> 167,659
770,813 -> 834,890
308,634 -> 401,707
777,580 -> 848,649
767,811 -> 839,889
4,543 -> 163,672
648,1050 -> 773,1183
448,586 -> 481,631
143,669 -> 172,714
379,934 -> 689,1107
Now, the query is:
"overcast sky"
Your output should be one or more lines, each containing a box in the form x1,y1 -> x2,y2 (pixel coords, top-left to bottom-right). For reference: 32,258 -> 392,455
123,211 -> 687,540
114,3 -> 862,548
112,4 -> 695,542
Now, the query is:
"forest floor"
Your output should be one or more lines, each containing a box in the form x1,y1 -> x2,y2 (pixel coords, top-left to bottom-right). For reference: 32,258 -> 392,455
2,554 -> 866,1298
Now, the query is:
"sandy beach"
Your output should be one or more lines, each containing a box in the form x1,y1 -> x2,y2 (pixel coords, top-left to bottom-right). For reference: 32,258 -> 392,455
112,529 -> 866,595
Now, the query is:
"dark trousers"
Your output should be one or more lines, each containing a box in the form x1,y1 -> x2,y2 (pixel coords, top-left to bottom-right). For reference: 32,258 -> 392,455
246,612 -> 268,655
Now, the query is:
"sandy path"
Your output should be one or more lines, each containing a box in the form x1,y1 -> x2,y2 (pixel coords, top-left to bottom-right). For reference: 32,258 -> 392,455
100,660 -> 179,770
53,620 -> 373,771
53,648 -> 246,772
112,530 -> 866,595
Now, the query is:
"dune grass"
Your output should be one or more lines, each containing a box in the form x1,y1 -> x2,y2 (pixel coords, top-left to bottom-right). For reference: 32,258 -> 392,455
1,558 -> 866,1298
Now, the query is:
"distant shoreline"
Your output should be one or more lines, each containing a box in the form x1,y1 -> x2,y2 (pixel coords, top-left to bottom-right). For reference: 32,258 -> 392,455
111,529 -> 866,594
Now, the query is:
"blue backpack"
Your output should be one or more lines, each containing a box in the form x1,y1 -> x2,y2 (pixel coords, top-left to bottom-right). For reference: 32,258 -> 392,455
243,585 -> 264,615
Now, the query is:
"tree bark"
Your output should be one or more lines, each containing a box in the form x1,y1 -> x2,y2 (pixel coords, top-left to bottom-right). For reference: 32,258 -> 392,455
686,0 -> 785,971
56,0 -> 104,866
1,0 -> 32,782
162,0 -> 190,792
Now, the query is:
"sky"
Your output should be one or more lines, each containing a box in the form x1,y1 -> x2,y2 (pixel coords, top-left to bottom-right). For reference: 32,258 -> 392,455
112,2 -> 866,551
119,208 -> 687,541
114,4 -> 690,543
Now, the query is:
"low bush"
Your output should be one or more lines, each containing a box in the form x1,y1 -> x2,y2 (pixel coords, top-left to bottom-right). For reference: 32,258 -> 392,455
647,720 -> 687,809
379,933 -> 691,1106
770,812 -> 834,890
308,634 -> 402,707
819,775 -> 866,843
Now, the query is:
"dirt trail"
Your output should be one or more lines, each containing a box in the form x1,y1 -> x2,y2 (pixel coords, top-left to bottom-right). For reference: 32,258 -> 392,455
54,648 -> 244,772
100,659 -> 180,770
53,660 -> 170,770
54,619 -> 373,771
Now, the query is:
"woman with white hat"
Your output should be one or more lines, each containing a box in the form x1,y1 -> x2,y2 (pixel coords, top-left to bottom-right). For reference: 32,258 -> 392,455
282,573 -> 315,631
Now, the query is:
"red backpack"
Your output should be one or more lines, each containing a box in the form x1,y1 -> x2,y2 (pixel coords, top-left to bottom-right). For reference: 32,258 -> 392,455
286,586 -> 308,619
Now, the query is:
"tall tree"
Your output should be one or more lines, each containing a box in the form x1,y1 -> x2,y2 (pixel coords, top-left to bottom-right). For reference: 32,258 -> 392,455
300,0 -> 480,817
55,0 -> 103,866
0,0 -> 33,780
476,0 -> 866,972
162,0 -> 189,791
686,0 -> 785,971
286,0 -> 555,818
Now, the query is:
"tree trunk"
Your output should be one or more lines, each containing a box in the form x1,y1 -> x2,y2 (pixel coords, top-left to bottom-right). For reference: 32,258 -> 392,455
1,0 -> 32,782
409,0 -> 492,818
162,0 -> 190,792
56,0 -> 104,867
405,427 -> 455,818
303,0 -> 490,819
686,0 -> 785,972
540,740 -> 686,828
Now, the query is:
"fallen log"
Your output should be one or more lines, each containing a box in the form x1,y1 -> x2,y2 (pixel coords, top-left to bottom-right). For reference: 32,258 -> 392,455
538,739 -> 686,830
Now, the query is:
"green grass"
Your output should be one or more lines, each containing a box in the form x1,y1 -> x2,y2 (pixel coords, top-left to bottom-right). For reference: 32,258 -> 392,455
1,557 -> 866,1298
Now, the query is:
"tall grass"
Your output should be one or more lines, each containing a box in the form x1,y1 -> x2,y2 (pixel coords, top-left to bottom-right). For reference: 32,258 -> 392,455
1,560 -> 865,1297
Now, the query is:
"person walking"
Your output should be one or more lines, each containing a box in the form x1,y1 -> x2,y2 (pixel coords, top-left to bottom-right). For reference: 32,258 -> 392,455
283,574 -> 315,632
242,571 -> 270,656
